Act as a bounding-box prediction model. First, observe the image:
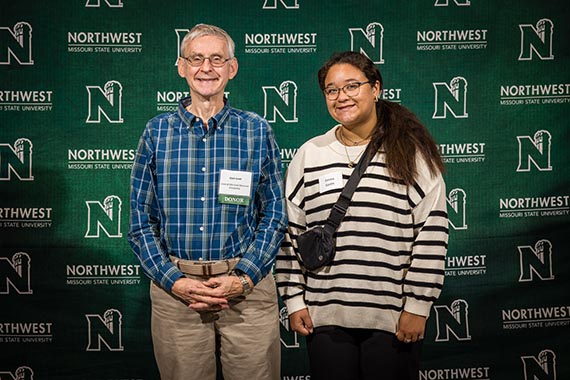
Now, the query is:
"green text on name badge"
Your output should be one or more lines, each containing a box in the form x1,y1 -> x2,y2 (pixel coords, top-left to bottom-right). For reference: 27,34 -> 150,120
219,194 -> 250,206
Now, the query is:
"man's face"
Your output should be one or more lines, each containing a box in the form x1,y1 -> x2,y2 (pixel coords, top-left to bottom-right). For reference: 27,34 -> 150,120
178,35 -> 238,102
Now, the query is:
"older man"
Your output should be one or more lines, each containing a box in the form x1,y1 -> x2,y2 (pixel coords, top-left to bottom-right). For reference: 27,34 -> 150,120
128,23 -> 287,380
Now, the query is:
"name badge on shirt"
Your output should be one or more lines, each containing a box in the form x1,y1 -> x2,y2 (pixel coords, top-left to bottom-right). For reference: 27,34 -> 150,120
218,169 -> 253,206
319,172 -> 344,193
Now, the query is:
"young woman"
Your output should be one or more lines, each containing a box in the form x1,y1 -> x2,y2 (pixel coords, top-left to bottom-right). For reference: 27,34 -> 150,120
276,51 -> 449,380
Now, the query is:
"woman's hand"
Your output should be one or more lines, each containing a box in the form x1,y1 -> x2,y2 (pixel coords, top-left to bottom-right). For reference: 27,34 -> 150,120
289,308 -> 314,336
395,310 -> 426,343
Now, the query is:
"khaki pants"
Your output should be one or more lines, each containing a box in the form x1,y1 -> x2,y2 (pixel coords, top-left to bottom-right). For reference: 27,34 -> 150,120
150,274 -> 281,380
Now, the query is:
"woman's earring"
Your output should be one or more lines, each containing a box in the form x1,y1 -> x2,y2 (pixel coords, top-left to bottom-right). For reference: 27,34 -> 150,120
374,94 -> 379,103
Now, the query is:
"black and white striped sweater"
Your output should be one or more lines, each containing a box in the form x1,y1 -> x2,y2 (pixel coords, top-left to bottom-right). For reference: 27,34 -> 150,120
275,126 -> 449,333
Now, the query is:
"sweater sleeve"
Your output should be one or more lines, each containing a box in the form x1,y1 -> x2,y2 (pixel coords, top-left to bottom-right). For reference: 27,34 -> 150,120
403,161 -> 449,317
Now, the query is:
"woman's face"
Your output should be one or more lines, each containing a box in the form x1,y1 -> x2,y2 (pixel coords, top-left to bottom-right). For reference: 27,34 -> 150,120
322,63 -> 380,130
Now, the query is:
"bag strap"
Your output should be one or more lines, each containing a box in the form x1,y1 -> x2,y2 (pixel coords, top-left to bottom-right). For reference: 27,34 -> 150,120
323,141 -> 376,234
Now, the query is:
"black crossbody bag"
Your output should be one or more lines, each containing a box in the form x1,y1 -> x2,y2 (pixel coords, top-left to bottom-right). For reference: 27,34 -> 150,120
296,143 -> 376,270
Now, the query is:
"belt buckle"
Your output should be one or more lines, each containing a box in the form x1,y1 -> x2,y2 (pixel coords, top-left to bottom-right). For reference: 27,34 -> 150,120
201,262 -> 214,276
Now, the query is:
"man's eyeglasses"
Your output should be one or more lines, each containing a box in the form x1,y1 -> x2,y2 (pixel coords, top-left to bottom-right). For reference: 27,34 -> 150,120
180,55 -> 232,68
323,81 -> 372,100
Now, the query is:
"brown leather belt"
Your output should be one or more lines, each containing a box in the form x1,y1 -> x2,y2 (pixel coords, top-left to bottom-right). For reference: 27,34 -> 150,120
170,256 -> 239,276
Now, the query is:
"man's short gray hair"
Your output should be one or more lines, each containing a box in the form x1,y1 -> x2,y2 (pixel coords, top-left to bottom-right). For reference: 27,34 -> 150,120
180,24 -> 235,58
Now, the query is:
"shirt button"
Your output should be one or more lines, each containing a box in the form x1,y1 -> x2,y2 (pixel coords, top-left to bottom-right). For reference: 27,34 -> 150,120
202,137 -> 207,142
199,226 -> 204,231
201,196 -> 205,201
201,167 -> 206,172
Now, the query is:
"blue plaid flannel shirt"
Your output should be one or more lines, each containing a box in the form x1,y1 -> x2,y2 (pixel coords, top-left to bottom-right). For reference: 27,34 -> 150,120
128,98 -> 287,291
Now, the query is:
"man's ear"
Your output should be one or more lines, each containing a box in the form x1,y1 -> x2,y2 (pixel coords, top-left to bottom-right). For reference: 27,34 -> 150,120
228,58 -> 239,80
177,58 -> 185,78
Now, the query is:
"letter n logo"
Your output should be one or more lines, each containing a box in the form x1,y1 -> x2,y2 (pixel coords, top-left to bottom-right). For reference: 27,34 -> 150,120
85,195 -> 123,238
0,138 -> 34,181
518,239 -> 554,282
86,309 -> 124,351
0,367 -> 34,380
262,0 -> 299,9
521,350 -> 557,380
174,29 -> 190,65
263,81 -> 298,123
279,306 -> 299,349
0,22 -> 33,65
517,130 -> 552,172
518,19 -> 554,61
0,252 -> 32,295
433,299 -> 471,342
85,0 -> 124,7
86,80 -> 124,123
447,188 -> 467,230
349,22 -> 384,64
433,76 -> 468,119
434,0 -> 471,6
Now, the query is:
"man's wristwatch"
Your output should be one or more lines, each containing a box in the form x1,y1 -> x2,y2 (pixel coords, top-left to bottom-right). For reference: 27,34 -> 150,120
234,270 -> 253,296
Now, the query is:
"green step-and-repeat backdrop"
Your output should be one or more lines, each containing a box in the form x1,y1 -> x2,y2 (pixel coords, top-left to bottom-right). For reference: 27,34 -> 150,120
1,1 -> 569,379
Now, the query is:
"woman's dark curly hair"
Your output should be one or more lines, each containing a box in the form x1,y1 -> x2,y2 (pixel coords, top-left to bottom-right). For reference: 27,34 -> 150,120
318,51 -> 445,185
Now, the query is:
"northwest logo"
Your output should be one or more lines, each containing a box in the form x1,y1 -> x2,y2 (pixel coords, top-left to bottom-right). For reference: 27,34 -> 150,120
85,195 -> 123,238
263,81 -> 298,123
280,148 -> 298,170
519,19 -> 554,61
0,367 -> 34,380
521,349 -> 557,380
433,76 -> 468,119
518,239 -> 554,282
517,130 -> 552,172
349,22 -> 384,64
0,22 -> 33,65
0,138 -> 33,181
174,29 -> 190,65
0,252 -> 32,295
85,0 -> 123,7
434,0 -> 470,6
447,188 -> 467,230
262,0 -> 299,9
279,306 -> 300,349
433,299 -> 472,342
86,80 -> 124,123
86,309 -> 124,351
